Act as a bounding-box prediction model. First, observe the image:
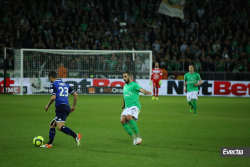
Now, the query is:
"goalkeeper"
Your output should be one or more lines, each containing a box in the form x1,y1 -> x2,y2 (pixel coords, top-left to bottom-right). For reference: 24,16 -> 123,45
150,62 -> 162,100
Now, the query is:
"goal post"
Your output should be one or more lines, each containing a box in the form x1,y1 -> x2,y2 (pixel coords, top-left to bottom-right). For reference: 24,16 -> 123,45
14,49 -> 152,95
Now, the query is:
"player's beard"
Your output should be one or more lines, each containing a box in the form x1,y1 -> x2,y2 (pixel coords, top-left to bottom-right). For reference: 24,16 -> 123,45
124,78 -> 130,84
127,78 -> 132,84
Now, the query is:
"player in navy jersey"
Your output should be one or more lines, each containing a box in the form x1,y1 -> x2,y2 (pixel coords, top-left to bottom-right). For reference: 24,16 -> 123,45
40,71 -> 81,148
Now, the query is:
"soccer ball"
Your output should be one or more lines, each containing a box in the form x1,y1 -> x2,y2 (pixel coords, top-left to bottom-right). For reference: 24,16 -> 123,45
33,136 -> 44,147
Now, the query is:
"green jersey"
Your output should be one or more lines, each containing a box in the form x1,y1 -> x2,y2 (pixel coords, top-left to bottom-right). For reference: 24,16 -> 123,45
184,72 -> 201,92
123,82 -> 142,110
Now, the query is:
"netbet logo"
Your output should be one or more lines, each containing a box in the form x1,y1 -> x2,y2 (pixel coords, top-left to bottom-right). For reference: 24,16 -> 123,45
223,149 -> 243,155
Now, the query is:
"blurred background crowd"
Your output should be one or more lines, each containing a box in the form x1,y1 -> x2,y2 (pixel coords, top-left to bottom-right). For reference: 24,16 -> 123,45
0,0 -> 250,73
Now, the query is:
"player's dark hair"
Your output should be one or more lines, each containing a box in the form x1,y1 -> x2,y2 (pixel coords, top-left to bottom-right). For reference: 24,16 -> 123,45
124,71 -> 132,76
48,70 -> 57,78
189,64 -> 194,68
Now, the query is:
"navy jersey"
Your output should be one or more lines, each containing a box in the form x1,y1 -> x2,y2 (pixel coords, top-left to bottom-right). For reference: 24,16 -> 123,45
50,80 -> 75,107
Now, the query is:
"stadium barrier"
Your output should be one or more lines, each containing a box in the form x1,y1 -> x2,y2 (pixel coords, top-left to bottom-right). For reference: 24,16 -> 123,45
0,78 -> 249,97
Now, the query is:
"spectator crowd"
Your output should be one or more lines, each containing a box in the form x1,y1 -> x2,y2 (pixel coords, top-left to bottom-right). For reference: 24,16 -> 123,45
0,0 -> 250,74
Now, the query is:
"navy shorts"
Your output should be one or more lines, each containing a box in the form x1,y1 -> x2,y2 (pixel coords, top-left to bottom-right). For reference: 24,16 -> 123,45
54,104 -> 71,122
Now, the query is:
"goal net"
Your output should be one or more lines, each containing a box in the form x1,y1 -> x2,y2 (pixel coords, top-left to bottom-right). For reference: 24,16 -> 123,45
14,49 -> 152,95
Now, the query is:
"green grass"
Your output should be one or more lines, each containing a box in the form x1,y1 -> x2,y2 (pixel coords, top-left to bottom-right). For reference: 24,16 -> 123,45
0,95 -> 249,167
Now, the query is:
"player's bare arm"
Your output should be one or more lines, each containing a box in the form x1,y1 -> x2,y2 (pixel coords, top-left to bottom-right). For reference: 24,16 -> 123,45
45,95 -> 56,112
71,92 -> 78,112
184,81 -> 187,93
122,98 -> 125,109
139,88 -> 152,95
194,79 -> 202,86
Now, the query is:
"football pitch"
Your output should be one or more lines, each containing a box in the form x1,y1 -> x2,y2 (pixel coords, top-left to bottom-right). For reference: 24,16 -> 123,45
0,95 -> 249,167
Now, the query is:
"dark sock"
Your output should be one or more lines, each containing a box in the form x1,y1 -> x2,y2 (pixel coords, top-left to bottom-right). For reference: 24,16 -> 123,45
47,128 -> 55,145
61,126 -> 77,139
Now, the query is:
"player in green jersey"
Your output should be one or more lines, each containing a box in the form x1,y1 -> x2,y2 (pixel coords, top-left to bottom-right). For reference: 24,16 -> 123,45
121,71 -> 152,145
184,64 -> 202,115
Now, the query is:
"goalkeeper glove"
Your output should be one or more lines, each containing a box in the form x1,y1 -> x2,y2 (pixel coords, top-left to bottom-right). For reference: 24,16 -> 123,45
150,81 -> 152,85
159,80 -> 162,85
